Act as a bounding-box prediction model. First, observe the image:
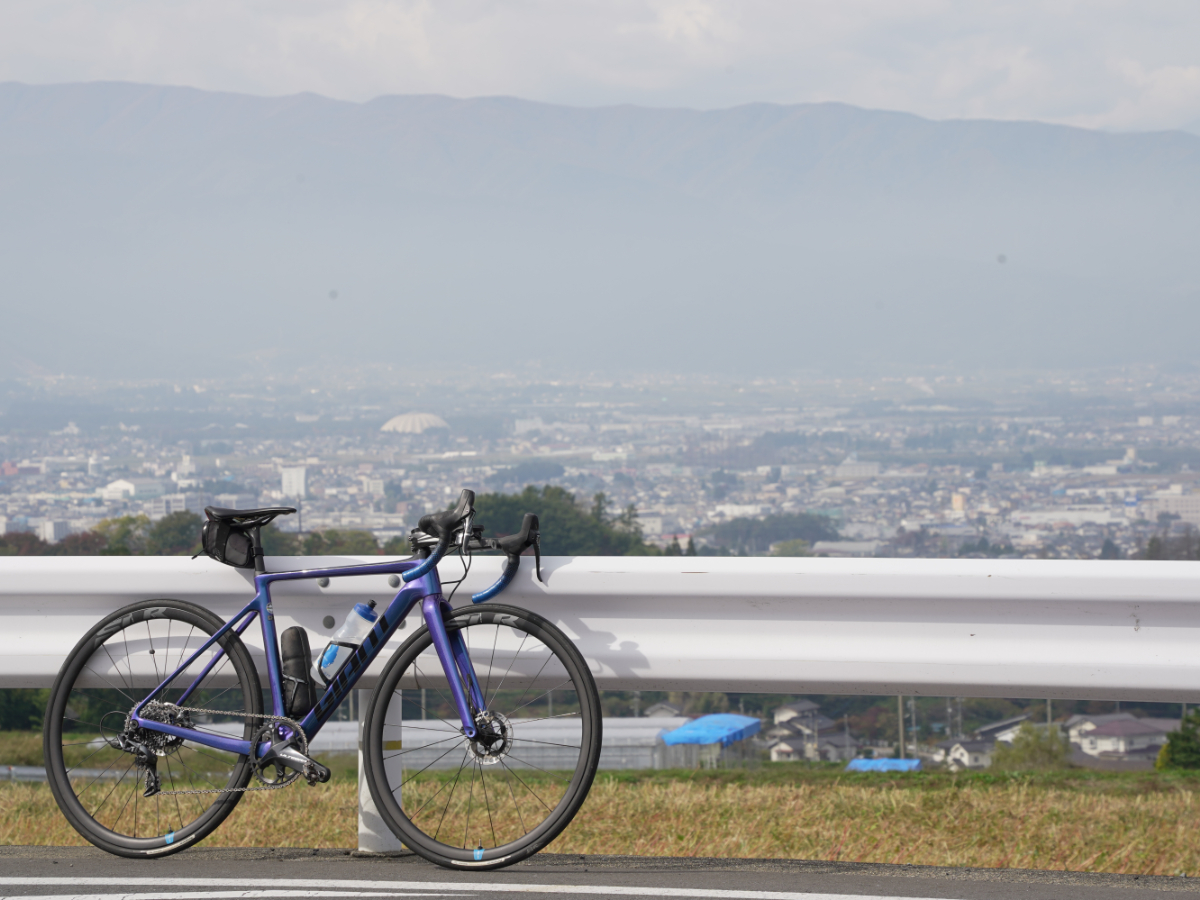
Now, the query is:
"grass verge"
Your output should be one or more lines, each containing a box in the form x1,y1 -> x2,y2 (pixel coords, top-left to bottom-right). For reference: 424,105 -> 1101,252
5,766 -> 1200,874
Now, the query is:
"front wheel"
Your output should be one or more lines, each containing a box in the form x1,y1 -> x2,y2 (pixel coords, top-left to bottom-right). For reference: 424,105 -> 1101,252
363,603 -> 601,870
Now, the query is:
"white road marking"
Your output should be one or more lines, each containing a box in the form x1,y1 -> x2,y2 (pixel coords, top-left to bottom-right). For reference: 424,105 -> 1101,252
0,877 -> 948,900
0,894 -> 443,900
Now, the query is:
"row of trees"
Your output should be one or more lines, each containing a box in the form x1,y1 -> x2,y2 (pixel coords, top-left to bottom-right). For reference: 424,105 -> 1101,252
0,486 -> 664,559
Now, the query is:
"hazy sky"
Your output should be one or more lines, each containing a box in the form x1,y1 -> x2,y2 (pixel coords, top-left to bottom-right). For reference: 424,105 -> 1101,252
2,1 -> 1199,132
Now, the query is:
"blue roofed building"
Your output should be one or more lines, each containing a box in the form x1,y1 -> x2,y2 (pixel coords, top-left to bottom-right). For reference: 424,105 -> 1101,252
658,714 -> 763,768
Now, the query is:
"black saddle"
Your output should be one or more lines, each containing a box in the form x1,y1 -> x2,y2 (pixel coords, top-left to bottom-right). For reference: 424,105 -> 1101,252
204,506 -> 296,528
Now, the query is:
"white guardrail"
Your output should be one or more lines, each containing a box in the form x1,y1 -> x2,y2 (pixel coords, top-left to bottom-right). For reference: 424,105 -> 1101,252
3,555 -> 1200,699
3,554 -> 1200,850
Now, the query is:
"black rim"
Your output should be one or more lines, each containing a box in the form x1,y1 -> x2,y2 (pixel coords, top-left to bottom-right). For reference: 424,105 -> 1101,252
366,605 -> 600,866
44,600 -> 260,854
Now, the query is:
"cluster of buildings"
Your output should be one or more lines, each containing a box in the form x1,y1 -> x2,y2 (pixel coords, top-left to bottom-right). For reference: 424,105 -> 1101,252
762,699 -> 1183,771
930,710 -> 1181,771
3,373 -> 1199,564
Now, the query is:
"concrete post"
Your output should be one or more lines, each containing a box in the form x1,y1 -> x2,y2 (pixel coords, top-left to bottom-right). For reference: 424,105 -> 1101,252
357,689 -> 404,852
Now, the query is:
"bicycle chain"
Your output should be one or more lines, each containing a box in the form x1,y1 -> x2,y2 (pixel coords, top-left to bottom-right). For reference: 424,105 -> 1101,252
140,703 -> 308,796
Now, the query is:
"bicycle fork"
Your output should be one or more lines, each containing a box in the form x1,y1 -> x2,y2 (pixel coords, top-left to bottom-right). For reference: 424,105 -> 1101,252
422,596 -> 487,739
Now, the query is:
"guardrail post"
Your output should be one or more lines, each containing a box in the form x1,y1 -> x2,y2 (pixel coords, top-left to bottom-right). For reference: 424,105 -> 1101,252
357,689 -> 403,852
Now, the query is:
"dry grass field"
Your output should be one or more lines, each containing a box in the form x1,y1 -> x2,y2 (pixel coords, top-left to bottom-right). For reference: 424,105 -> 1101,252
6,762 -> 1200,876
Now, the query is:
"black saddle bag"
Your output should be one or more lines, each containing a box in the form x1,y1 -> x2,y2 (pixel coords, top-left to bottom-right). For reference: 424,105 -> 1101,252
281,626 -> 318,719
199,518 -> 255,569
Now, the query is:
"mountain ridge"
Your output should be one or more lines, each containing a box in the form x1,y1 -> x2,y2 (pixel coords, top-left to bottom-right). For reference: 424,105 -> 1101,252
1,81 -> 1197,377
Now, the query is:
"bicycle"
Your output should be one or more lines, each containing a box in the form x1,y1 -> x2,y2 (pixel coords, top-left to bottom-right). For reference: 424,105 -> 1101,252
42,489 -> 602,870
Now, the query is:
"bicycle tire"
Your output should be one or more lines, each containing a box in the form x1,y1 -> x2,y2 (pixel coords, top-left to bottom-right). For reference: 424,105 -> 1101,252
43,598 -> 262,858
363,603 -> 601,870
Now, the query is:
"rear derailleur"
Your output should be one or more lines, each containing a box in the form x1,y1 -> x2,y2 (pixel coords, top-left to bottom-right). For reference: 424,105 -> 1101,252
108,702 -> 191,798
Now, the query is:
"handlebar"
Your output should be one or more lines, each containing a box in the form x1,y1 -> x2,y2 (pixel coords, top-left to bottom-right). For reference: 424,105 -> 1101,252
470,512 -> 540,602
469,554 -> 520,603
401,491 -> 542,599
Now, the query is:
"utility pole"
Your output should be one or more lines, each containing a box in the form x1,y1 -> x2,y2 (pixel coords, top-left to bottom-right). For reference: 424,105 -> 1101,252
897,695 -> 906,758
845,714 -> 851,760
1047,699 -> 1052,726
632,690 -> 641,717
909,697 -> 918,752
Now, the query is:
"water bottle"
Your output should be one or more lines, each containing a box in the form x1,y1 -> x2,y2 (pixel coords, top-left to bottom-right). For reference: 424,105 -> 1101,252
317,601 -> 378,684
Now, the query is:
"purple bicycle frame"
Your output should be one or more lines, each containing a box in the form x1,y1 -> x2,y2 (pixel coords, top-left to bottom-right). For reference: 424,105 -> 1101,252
130,553 -> 492,759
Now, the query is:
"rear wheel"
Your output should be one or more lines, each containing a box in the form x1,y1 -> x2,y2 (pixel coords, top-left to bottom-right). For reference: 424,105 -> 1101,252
43,599 -> 262,857
363,603 -> 601,870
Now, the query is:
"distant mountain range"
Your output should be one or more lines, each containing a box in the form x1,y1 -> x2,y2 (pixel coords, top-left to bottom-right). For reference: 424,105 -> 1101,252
1,81 -> 1198,378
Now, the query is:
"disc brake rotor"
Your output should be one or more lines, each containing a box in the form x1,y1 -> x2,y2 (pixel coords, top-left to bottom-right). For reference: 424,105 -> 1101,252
467,712 -> 512,766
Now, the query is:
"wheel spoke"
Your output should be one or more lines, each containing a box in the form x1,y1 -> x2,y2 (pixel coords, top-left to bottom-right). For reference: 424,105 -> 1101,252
509,710 -> 582,727
430,754 -> 472,843
88,658 -> 136,702
395,739 -> 469,792
505,679 -> 574,719
384,732 -> 466,759
485,631 -> 529,707
498,757 -> 553,813
483,625 -> 500,701
478,763 -> 498,849
499,758 -> 528,832
508,737 -> 584,751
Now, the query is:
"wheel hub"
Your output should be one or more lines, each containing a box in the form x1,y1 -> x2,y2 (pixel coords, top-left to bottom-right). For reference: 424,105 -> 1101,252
467,712 -> 512,766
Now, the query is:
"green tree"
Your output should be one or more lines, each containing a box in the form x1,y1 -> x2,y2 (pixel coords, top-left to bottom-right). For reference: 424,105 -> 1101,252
700,513 -> 838,555
685,537 -> 696,556
666,691 -> 730,716
57,532 -> 107,555
1099,538 -> 1122,559
474,485 -> 660,556
771,539 -> 811,557
665,537 -> 683,556
95,515 -> 151,555
990,722 -> 1070,771
0,528 -> 117,556
0,688 -> 49,729
0,533 -> 53,556
382,535 -> 411,555
303,529 -> 381,555
1157,709 -> 1200,770
261,524 -> 302,556
145,511 -> 203,556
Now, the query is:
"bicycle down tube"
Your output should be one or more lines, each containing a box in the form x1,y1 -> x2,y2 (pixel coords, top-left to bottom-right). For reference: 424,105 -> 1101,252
130,554 -> 487,758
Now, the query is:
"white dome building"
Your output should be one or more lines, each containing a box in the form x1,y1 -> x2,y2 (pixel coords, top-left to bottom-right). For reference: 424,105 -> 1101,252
380,412 -> 450,434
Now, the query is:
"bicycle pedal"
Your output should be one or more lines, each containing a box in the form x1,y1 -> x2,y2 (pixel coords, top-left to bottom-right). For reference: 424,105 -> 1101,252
304,760 -> 331,786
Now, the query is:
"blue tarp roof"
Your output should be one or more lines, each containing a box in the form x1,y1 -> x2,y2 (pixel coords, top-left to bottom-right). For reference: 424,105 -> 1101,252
845,758 -> 922,772
661,714 -> 761,747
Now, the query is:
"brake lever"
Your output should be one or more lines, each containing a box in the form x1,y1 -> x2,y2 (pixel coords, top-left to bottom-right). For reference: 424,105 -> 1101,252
533,531 -> 542,583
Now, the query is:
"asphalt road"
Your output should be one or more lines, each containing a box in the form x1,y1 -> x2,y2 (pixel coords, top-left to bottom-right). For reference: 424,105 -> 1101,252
1,847 -> 1198,900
